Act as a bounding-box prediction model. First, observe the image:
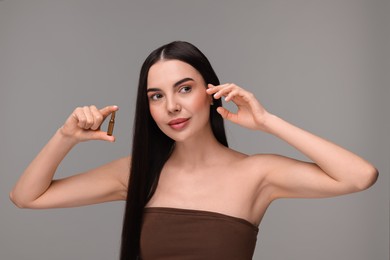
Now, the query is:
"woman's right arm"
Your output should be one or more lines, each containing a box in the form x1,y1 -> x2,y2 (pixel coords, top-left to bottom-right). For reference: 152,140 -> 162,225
9,105 -> 129,209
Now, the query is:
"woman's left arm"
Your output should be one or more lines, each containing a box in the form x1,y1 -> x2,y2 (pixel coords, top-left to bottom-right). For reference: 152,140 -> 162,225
207,83 -> 378,199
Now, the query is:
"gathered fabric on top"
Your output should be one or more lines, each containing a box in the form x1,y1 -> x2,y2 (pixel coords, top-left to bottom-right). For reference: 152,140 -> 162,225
140,207 -> 259,260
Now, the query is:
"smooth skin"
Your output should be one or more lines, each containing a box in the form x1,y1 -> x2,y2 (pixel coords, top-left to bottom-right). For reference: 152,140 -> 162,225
10,60 -> 378,226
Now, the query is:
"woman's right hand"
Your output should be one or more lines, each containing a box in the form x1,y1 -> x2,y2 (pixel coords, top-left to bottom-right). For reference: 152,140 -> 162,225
10,104 -> 125,209
59,105 -> 118,143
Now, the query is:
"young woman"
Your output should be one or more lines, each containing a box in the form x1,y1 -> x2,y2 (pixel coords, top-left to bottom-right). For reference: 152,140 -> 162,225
10,41 -> 378,260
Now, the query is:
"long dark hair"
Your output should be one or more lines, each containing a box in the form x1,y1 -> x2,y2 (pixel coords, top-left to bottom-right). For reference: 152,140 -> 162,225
120,41 -> 228,259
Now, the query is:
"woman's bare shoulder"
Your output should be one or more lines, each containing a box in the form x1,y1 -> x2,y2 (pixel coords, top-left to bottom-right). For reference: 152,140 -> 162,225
245,153 -> 285,163
226,150 -> 283,167
230,153 -> 287,179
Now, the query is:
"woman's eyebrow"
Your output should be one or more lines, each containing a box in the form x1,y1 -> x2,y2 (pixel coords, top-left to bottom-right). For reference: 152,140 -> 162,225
147,77 -> 194,93
173,77 -> 194,88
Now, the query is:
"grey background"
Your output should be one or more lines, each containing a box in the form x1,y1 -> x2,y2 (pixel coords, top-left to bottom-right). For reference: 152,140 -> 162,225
1,1 -> 388,259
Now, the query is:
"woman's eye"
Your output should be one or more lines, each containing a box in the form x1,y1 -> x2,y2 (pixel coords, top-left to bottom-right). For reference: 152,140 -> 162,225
179,86 -> 192,93
150,93 -> 163,101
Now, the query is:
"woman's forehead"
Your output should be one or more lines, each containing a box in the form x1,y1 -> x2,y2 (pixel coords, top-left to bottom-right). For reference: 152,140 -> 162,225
147,60 -> 202,88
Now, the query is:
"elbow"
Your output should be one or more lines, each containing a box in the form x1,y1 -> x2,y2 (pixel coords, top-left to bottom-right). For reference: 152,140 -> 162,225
9,191 -> 20,208
354,166 -> 379,191
9,191 -> 23,208
9,191 -> 30,209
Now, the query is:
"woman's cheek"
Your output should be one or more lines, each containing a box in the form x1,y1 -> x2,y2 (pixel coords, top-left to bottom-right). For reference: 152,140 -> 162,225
190,92 -> 209,112
149,106 -> 161,124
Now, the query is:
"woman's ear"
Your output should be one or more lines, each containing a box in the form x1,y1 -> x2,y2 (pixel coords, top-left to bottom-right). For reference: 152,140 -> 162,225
207,84 -> 214,105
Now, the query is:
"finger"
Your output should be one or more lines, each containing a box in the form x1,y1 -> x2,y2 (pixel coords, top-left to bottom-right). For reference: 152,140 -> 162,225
74,107 -> 88,129
213,84 -> 235,99
225,89 -> 240,102
216,107 -> 238,123
88,130 -> 116,142
206,83 -> 230,95
90,105 -> 104,130
208,83 -> 230,88
206,84 -> 219,95
82,106 -> 95,129
99,105 -> 119,119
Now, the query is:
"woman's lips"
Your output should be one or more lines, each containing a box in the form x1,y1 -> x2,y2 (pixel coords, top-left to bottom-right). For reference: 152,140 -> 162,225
168,118 -> 190,130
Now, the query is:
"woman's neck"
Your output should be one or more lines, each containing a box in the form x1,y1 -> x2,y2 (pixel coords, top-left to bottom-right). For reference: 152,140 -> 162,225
170,127 -> 227,168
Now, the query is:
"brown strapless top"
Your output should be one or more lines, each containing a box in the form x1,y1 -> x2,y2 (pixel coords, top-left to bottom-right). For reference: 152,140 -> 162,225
140,207 -> 259,260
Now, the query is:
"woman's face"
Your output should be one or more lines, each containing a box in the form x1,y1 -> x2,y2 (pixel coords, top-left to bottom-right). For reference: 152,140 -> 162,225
147,59 -> 212,142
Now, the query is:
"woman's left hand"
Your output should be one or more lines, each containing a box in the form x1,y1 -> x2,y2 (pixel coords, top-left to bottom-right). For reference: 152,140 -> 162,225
206,83 -> 271,131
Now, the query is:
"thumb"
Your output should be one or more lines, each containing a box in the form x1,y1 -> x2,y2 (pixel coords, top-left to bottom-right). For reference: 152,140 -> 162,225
88,130 -> 116,142
100,105 -> 119,119
216,107 -> 237,123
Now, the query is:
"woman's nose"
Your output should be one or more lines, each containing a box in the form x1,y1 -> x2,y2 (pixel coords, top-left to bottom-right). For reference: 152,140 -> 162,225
166,97 -> 181,113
